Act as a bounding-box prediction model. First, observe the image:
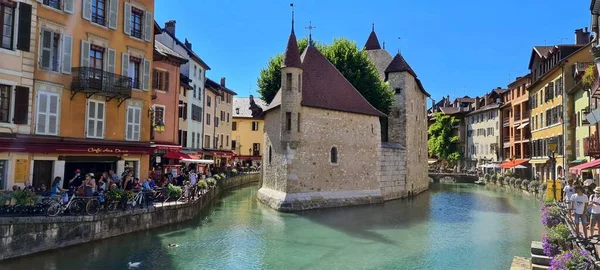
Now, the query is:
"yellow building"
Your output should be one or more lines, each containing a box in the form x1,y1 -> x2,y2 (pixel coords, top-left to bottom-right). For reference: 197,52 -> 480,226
527,35 -> 592,181
203,77 -> 236,166
0,0 -> 155,189
232,96 -> 266,166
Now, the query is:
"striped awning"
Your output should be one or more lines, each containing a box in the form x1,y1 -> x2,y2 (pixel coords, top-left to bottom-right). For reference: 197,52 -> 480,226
529,159 -> 549,164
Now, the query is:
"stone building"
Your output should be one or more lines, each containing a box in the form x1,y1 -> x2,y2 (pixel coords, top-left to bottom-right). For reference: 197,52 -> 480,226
364,26 -> 430,195
258,21 -> 427,211
465,91 -> 504,169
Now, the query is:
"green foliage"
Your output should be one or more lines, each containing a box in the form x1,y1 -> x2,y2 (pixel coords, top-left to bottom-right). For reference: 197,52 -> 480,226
529,180 -> 541,192
547,224 -> 570,246
428,113 -> 461,163
13,190 -> 35,206
220,173 -> 226,179
231,169 -> 238,175
206,178 -> 216,187
521,180 -> 530,190
257,37 -> 394,114
197,180 -> 208,189
583,65 -> 597,88
166,184 -> 182,197
106,188 -> 125,201
213,174 -> 222,181
0,193 -> 10,205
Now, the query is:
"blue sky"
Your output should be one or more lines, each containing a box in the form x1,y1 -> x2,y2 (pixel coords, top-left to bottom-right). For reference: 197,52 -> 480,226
155,0 -> 591,102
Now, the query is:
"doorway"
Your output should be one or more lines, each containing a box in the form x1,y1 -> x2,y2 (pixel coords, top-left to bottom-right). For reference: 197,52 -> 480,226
64,162 -> 116,189
33,160 -> 53,189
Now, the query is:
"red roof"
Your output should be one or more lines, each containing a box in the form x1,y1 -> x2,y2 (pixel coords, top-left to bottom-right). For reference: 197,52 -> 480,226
364,29 -> 381,50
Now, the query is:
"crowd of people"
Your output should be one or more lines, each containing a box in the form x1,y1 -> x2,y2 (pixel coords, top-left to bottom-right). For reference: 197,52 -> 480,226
562,177 -> 600,239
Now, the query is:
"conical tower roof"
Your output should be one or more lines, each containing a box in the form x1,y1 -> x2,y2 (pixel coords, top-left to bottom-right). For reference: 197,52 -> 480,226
364,26 -> 381,50
385,52 -> 417,77
283,29 -> 302,68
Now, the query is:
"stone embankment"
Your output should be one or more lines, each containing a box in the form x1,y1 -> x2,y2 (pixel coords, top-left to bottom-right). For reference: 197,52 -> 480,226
0,173 -> 259,261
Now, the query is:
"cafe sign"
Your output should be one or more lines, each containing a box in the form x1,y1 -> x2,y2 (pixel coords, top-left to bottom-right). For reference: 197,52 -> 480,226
87,147 -> 130,154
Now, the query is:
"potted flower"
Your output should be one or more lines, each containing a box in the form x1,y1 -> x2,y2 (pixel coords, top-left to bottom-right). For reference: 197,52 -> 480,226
550,249 -> 594,269
197,180 -> 208,190
541,205 -> 561,228
206,178 -> 216,187
542,224 -> 570,257
166,184 -> 182,198
521,179 -> 530,191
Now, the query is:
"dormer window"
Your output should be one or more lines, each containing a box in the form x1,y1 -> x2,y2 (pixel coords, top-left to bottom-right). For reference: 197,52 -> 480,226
235,108 -> 239,114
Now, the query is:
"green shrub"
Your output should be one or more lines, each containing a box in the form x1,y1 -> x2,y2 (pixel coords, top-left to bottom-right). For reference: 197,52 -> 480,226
167,183 -> 182,197
521,180 -> 530,190
231,169 -> 238,175
213,174 -> 222,181
197,180 -> 208,189
515,179 -> 522,186
529,180 -> 541,191
220,173 -> 226,179
484,173 -> 491,180
547,224 -> 570,248
206,178 -> 216,187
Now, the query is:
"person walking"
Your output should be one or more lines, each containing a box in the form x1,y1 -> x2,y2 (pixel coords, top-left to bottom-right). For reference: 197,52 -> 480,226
571,186 -> 589,238
589,187 -> 600,236
563,179 -> 575,205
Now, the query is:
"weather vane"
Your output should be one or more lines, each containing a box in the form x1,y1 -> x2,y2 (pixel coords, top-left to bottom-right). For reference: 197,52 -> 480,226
306,21 -> 316,45
290,3 -> 294,30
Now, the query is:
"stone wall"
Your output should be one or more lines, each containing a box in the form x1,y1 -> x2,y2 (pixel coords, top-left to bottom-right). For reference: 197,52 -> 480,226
378,143 -> 407,200
0,173 -> 259,261
387,72 -> 429,197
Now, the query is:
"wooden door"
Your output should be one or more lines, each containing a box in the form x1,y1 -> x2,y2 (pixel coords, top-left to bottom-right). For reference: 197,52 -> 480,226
33,160 -> 53,189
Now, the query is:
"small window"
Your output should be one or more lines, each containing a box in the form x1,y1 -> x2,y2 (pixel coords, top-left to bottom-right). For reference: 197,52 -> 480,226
91,0 -> 106,26
130,7 -> 143,39
269,146 -> 272,164
297,113 -> 301,132
235,108 -> 240,114
232,121 -> 237,131
286,73 -> 292,91
285,112 -> 291,131
1,3 -> 15,50
395,88 -> 402,94
330,147 -> 338,164
298,74 -> 302,92
232,140 -> 237,150
43,0 -> 61,10
252,121 -> 259,131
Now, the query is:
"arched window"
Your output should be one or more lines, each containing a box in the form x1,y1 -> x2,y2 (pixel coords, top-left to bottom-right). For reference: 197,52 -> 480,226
269,146 -> 272,164
330,147 -> 338,164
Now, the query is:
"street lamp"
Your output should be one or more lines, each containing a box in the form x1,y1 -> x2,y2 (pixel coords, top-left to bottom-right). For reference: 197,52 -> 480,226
154,120 -> 165,133
548,138 -> 558,200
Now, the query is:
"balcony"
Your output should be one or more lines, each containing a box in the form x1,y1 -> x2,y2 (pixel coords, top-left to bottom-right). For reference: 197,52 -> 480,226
71,67 -> 133,103
521,111 -> 530,121
584,135 -> 600,157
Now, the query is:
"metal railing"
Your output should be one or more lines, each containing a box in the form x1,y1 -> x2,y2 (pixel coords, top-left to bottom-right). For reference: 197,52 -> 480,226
71,67 -> 133,98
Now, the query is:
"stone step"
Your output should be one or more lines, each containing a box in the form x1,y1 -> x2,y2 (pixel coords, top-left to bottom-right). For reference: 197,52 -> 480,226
531,241 -> 545,256
510,256 -> 531,270
532,263 -> 550,270
531,254 -> 551,266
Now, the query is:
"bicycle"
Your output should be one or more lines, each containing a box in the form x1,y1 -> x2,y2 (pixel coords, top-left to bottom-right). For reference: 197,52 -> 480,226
46,193 -> 86,216
127,190 -> 145,208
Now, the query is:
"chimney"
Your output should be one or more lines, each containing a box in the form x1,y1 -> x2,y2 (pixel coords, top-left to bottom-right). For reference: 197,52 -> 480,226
575,28 -> 591,45
220,77 -> 226,87
484,94 -> 489,106
184,38 -> 192,50
164,20 -> 176,36
475,97 -> 480,110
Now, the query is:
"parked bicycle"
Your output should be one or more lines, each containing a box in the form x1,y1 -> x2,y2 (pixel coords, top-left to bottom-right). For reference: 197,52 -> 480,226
46,193 -> 86,216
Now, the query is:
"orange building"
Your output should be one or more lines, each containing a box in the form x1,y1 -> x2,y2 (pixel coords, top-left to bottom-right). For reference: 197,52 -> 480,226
0,0 -> 156,189
500,74 -> 532,175
150,25 -> 188,174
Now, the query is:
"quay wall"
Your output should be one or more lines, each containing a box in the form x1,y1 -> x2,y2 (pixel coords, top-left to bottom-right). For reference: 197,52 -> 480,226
0,173 -> 259,261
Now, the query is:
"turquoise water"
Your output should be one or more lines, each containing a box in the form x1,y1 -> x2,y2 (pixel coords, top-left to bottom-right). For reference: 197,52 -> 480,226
0,183 -> 543,270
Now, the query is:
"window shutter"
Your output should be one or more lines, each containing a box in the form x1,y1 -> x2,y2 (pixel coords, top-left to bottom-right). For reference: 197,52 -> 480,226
97,102 -> 104,138
87,101 -> 95,137
183,103 -> 187,120
123,3 -> 131,35
164,72 -> 169,91
142,58 -> 151,91
121,52 -> 129,77
144,11 -> 152,42
36,92 -> 48,134
108,0 -> 118,30
82,0 -> 91,20
62,35 -> 72,74
126,107 -> 132,140
40,30 -> 52,69
63,0 -> 74,14
16,3 -> 32,52
134,107 -> 140,140
107,48 -> 116,73
80,40 -> 90,67
48,94 -> 58,135
13,87 -> 29,125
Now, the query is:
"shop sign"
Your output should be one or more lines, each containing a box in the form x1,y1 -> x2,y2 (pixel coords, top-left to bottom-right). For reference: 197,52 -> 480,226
87,147 -> 130,154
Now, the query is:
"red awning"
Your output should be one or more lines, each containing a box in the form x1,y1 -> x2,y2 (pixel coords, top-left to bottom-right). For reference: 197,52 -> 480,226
569,159 -> 600,174
0,137 -> 154,155
164,151 -> 195,160
500,159 -> 529,169
152,144 -> 182,152
208,150 -> 235,157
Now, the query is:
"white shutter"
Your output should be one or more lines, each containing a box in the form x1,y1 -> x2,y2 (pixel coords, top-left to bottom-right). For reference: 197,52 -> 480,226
62,35 -> 72,74
48,94 -> 59,135
63,0 -> 74,14
123,3 -> 131,35
142,58 -> 150,91
35,92 -> 48,134
144,11 -> 152,42
108,0 -> 118,29
107,48 -> 116,73
125,107 -> 141,141
97,102 -> 104,138
40,30 -> 52,69
121,53 -> 129,76
87,100 -> 96,137
82,0 -> 91,21
80,40 -> 90,67
133,107 -> 140,140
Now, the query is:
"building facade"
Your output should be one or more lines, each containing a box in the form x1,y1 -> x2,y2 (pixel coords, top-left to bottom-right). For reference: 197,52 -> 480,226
567,62 -> 594,179
466,95 -> 502,169
155,20 -> 209,154
0,0 -> 37,189
499,75 -> 531,175
232,96 -> 266,166
528,35 -> 591,181
203,77 -> 236,166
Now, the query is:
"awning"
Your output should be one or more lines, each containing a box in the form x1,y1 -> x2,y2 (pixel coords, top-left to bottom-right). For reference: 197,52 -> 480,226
164,151 -> 193,160
571,158 -> 588,164
516,122 -> 529,130
181,159 -> 214,164
152,144 -> 182,152
570,159 -> 600,174
586,107 -> 600,125
500,159 -> 529,169
529,159 -> 549,164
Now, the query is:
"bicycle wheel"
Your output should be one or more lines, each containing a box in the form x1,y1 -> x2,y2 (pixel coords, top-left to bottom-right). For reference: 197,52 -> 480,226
46,201 -> 61,217
86,199 -> 100,215
69,200 -> 86,215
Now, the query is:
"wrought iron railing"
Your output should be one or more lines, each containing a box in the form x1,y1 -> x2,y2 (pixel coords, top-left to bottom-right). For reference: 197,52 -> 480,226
71,67 -> 133,98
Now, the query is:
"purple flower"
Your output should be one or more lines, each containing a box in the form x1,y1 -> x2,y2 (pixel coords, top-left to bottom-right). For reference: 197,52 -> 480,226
550,249 -> 593,270
542,235 -> 561,257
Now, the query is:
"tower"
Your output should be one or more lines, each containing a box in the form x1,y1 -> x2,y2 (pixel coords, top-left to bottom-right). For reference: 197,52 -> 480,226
280,22 -> 303,145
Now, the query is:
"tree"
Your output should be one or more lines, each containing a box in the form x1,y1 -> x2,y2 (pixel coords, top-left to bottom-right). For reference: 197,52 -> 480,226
257,37 -> 394,114
428,112 -> 461,164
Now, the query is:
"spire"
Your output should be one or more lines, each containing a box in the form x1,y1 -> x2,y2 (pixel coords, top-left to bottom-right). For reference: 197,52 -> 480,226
306,21 -> 316,47
385,52 -> 417,77
364,24 -> 381,50
283,4 -> 301,68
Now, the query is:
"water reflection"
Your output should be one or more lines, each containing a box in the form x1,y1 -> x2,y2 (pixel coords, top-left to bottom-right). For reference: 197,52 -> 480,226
0,183 -> 543,270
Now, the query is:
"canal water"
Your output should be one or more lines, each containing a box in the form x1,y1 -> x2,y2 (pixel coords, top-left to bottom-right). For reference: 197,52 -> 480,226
0,183 -> 543,270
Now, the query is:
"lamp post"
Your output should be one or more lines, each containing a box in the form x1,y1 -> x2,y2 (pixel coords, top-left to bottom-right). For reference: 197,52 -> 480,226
548,138 -> 558,200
